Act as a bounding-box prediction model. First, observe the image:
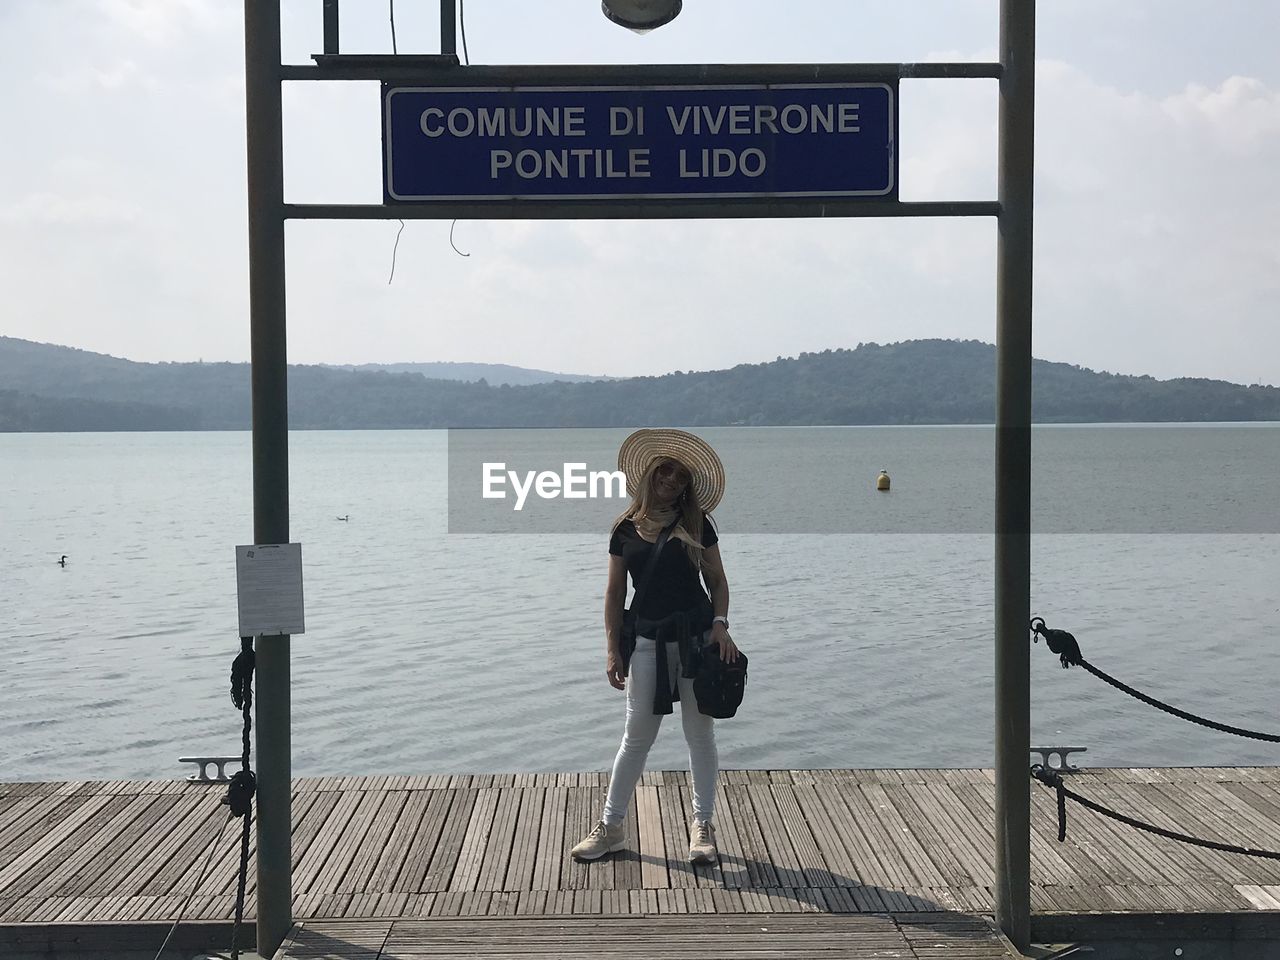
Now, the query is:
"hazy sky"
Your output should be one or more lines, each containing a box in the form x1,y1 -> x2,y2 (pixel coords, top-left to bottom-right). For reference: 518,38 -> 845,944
2,1 -> 1278,384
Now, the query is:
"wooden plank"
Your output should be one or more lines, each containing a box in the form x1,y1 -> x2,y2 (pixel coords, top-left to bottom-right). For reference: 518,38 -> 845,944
880,783 -> 976,887
339,791 -> 411,894
0,797 -> 90,868
829,784 -> 918,889
0,794 -> 130,898
677,782 -> 722,889
421,789 -> 478,893
634,784 -> 668,890
611,792 -> 643,892
502,787 -> 543,892
859,783 -> 947,887
530,787 -> 567,892
917,784 -> 997,882
82,793 -> 201,897
131,795 -> 225,897
366,789 -> 432,893
310,789 -> 386,896
581,784 -> 616,892
559,785 -> 591,892
788,783 -> 866,889
747,783 -> 814,889
707,775 -> 751,890
290,791 -> 343,873
0,797 -> 42,843
475,785 -> 521,892
293,789 -> 363,895
723,783 -> 780,888
657,781 -> 696,889
450,788 -> 500,892
390,789 -> 455,893
41,794 -> 172,897
770,783 -> 834,888
810,781 -> 900,890
4,798 -> 142,901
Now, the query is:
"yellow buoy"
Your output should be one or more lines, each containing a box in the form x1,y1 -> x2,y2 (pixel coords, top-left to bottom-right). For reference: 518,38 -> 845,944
876,470 -> 891,491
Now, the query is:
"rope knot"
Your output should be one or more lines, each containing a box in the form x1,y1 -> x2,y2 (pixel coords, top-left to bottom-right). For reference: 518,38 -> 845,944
1030,617 -> 1083,668
223,769 -> 257,818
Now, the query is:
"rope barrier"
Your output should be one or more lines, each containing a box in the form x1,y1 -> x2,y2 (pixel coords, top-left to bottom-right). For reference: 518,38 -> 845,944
227,636 -> 258,960
1030,618 -> 1280,743
1030,765 -> 1280,860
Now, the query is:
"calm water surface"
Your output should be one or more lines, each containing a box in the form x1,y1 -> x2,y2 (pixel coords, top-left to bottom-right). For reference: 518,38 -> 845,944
3,427 -> 1278,781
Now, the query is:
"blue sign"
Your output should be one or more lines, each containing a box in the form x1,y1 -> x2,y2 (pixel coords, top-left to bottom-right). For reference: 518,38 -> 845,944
382,83 -> 896,202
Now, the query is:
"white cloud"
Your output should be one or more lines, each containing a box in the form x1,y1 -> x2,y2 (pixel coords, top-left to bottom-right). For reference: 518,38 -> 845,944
0,192 -> 142,225
94,0 -> 222,45
1,3 -> 1277,386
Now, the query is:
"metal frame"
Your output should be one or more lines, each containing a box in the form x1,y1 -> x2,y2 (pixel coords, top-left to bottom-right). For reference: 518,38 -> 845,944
243,2 -> 1033,953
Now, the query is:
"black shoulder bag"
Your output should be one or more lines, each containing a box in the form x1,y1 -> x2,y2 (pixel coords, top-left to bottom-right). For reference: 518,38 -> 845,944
619,516 -> 680,674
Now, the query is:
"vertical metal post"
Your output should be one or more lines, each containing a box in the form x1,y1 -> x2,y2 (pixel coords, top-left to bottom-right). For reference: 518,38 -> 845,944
440,0 -> 457,56
323,0 -> 339,55
994,0 -> 1035,951
244,0 -> 292,955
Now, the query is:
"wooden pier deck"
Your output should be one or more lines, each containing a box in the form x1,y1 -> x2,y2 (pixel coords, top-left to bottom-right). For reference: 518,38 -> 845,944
3,767 -> 1279,956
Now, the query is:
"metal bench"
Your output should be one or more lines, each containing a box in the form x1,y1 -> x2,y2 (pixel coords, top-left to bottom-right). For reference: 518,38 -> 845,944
1031,745 -> 1086,773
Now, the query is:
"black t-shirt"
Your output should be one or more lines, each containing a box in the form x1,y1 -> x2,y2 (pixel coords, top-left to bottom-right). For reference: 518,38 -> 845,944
609,514 -> 719,621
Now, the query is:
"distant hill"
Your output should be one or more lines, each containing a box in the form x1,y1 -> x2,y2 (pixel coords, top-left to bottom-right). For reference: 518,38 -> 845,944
1,336 -> 1278,431
323,361 -> 612,386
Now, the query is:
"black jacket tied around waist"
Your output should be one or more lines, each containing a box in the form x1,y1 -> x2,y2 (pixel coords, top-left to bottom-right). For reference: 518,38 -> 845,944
634,601 -> 714,716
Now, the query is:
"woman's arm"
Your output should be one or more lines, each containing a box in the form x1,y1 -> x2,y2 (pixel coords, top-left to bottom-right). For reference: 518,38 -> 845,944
604,554 -> 629,689
700,544 -> 739,662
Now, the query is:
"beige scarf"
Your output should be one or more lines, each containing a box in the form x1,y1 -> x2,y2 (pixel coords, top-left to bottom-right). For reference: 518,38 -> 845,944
632,505 -> 701,552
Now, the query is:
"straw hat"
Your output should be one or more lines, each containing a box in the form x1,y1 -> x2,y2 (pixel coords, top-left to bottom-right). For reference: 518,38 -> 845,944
617,428 -> 726,512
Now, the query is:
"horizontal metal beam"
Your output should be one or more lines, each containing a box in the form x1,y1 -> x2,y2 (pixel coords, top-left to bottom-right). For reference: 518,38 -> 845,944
283,200 -> 999,220
281,60 -> 1000,83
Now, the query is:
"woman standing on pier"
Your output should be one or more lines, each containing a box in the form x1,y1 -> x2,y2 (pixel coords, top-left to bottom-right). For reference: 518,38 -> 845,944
571,428 -> 739,865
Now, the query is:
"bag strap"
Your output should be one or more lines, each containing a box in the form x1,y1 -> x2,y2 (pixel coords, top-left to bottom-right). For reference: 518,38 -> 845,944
627,516 -> 681,620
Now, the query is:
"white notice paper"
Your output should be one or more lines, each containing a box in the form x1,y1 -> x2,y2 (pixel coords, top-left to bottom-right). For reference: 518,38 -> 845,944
236,543 -> 305,637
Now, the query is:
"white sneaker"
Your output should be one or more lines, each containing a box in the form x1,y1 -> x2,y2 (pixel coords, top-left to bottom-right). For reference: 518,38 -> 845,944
570,821 -> 626,861
688,820 -> 717,864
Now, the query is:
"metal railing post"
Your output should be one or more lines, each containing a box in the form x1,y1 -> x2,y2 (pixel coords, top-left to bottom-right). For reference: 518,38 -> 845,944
323,0 -> 339,55
994,0 -> 1035,950
244,0 -> 292,955
440,0 -> 456,57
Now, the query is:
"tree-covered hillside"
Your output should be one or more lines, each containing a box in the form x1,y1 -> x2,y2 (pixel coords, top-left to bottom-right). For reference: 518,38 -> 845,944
1,336 -> 1277,431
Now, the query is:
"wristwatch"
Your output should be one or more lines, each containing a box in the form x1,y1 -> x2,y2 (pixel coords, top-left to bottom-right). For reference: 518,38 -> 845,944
712,616 -> 730,628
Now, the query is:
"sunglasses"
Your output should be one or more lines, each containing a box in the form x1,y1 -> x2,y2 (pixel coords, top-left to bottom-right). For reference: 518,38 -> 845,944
656,461 -> 692,485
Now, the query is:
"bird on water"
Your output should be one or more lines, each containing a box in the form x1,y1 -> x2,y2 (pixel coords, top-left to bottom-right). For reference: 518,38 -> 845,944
58,555 -> 68,567
336,515 -> 350,521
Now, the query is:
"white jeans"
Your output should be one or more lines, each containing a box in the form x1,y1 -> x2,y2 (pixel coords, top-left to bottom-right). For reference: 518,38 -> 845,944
601,634 -> 718,825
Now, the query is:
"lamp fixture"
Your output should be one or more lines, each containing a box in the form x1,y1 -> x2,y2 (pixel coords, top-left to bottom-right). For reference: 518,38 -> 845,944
601,0 -> 682,34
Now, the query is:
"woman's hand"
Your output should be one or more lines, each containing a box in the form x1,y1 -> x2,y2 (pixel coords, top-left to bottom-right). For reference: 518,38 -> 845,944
709,622 -> 739,663
606,649 -> 626,690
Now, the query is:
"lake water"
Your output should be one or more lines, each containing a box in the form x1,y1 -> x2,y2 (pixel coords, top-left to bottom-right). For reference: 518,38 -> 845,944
2,426 -> 1278,782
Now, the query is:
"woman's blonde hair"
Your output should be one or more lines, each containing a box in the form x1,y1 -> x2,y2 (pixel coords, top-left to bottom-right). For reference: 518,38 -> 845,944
612,457 -> 706,569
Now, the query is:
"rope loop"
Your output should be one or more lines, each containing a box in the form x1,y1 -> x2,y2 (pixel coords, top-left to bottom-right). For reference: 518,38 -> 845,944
230,635 -> 255,711
1030,764 -> 1067,841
